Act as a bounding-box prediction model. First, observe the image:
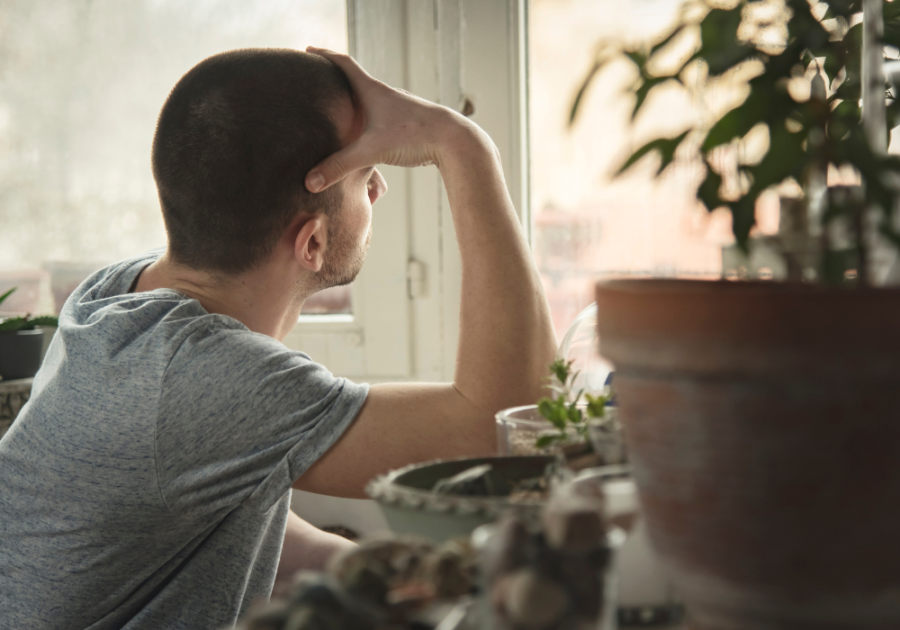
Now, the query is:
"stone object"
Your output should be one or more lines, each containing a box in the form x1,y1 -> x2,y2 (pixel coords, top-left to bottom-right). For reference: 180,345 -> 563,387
0,378 -> 32,438
542,495 -> 607,553
480,509 -> 613,630
500,568 -> 569,629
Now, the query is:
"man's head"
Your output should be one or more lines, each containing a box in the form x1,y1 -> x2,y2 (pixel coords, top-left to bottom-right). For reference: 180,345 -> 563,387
152,48 -> 353,276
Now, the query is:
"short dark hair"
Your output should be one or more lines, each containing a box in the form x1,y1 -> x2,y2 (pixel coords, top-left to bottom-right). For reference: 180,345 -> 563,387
152,48 -> 350,275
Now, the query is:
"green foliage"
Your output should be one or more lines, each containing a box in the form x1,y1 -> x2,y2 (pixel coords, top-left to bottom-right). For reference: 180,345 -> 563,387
617,131 -> 691,176
0,287 -> 59,331
535,360 -> 608,450
570,0 -> 900,283
570,60 -> 605,126
584,393 -> 606,418
693,6 -> 754,76
0,287 -> 15,308
548,358 -> 573,386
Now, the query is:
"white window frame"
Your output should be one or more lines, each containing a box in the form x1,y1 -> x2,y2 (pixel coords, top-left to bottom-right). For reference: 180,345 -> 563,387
283,0 -> 529,386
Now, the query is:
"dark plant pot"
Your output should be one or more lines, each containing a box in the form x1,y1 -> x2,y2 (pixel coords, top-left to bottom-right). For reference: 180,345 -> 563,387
595,279 -> 900,630
0,329 -> 45,380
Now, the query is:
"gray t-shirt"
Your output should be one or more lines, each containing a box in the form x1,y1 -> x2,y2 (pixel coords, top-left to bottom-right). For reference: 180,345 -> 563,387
0,251 -> 368,630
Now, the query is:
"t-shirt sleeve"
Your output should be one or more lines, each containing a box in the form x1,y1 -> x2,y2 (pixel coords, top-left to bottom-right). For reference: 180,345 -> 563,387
155,319 -> 368,515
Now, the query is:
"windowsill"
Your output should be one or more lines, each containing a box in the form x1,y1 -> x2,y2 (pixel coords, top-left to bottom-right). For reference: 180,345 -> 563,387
297,314 -> 354,324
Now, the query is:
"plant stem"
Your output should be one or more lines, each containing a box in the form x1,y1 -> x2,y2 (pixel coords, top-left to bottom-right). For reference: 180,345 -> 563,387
860,0 -> 884,287
863,0 -> 887,154
855,196 -> 869,286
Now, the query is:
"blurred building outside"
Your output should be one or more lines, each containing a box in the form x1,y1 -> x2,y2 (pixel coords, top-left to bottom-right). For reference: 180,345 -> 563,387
529,0 -> 731,339
0,0 -> 349,317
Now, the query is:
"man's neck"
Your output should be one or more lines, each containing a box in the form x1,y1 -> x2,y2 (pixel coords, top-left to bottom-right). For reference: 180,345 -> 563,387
134,252 -> 304,340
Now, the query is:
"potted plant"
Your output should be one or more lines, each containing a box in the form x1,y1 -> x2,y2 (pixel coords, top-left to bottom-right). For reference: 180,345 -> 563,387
574,1 -> 900,628
0,287 -> 58,380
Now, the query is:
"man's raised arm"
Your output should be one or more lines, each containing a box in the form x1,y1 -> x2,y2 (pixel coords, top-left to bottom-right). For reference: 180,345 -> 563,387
293,49 -> 556,498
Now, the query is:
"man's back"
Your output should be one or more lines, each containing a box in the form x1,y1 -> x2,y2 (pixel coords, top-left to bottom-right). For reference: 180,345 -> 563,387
0,251 -> 367,629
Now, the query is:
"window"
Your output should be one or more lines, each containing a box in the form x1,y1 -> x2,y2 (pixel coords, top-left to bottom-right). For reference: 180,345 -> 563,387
528,0 -> 726,339
0,0 -> 351,315
6,0 -> 668,383
0,0 -> 427,379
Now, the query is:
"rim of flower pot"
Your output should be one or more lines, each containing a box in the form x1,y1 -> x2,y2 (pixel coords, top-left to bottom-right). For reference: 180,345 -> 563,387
495,403 -> 597,430
0,328 -> 44,336
366,454 -> 556,517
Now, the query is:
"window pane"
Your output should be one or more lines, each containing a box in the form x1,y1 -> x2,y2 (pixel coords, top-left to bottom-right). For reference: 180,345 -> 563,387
0,0 -> 349,316
529,0 -> 724,339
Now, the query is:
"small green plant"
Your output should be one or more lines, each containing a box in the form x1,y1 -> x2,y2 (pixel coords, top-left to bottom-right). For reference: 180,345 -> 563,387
535,359 -> 608,449
0,287 -> 59,332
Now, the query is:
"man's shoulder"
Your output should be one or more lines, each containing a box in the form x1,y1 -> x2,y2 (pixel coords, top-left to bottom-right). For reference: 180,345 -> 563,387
44,252 -> 256,387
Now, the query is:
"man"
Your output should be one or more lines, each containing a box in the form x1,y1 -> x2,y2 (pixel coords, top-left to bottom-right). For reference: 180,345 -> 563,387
0,47 -> 555,629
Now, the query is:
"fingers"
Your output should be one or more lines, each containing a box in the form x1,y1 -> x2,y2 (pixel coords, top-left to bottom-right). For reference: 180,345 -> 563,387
306,144 -> 367,193
305,46 -> 373,92
304,47 -> 374,193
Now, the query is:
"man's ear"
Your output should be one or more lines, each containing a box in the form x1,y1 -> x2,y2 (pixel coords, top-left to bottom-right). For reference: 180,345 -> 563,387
294,214 -> 328,272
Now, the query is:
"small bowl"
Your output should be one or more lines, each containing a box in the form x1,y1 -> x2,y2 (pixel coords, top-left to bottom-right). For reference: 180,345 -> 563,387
495,404 -> 586,456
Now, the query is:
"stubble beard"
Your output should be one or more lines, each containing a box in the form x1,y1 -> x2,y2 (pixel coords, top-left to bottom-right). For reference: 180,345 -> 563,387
316,221 -> 371,290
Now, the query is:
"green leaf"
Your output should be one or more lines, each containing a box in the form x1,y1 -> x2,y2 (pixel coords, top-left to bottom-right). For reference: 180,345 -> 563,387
538,396 -> 569,431
729,195 -> 757,252
616,130 -> 690,176
697,167 -> 723,212
28,315 -> 58,327
567,404 -> 584,424
745,123 -> 807,193
548,359 -> 573,385
0,287 -> 15,308
538,397 -> 557,422
702,105 -> 763,152
887,98 -> 900,133
786,2 -> 833,50
834,77 -> 861,102
535,434 -> 561,449
0,317 -> 30,332
829,99 -> 861,140
585,393 -> 607,418
884,0 -> 900,48
623,50 -> 648,73
824,0 -> 861,18
569,59 -> 604,126
822,50 -> 841,86
844,22 -> 863,52
884,0 -> 900,20
698,7 -> 754,76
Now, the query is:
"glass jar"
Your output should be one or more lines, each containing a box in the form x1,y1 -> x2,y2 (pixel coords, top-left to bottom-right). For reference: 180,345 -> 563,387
495,404 -> 588,456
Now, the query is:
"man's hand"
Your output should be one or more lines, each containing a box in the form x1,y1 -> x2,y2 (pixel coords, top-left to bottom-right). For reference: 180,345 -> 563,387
304,46 -> 476,192
294,51 -> 557,498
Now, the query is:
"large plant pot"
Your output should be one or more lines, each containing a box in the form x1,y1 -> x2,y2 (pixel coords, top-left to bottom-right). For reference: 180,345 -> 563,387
0,329 -> 44,380
595,279 -> 900,630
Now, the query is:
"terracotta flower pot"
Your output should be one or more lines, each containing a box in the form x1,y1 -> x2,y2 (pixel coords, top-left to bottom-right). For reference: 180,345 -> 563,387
595,279 -> 900,630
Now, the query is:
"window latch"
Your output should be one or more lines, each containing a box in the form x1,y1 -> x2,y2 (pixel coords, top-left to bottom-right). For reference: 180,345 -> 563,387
407,259 -> 427,299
